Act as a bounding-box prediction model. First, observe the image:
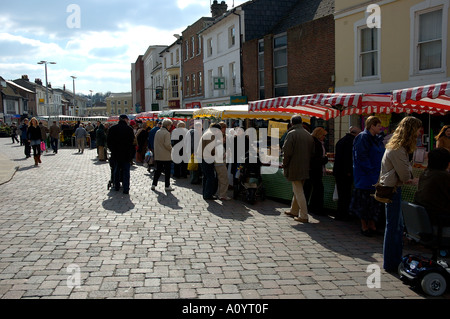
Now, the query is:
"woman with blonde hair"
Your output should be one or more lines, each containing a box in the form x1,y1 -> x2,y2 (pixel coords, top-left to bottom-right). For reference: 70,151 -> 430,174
304,127 -> 328,215
27,117 -> 43,166
378,116 -> 422,272
435,125 -> 450,152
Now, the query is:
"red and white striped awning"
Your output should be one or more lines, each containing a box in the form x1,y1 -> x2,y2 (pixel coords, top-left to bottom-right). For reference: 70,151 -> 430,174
392,81 -> 450,115
248,93 -> 392,120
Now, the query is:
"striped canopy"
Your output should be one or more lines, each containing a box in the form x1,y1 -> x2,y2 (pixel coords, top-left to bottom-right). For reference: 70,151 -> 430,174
392,81 -> 450,115
248,93 -> 392,120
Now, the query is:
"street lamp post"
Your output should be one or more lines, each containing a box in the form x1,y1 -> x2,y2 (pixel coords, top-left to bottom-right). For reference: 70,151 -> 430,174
37,61 -> 56,116
71,76 -> 77,115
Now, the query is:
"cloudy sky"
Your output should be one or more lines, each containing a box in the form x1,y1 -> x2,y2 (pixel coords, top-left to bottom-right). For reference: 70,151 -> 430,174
0,0 -> 246,95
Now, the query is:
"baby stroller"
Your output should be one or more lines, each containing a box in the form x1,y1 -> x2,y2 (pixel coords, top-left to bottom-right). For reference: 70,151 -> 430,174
233,152 -> 265,205
398,202 -> 450,297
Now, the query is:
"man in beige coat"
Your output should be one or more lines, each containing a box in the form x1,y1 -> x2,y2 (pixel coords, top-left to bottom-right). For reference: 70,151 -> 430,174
152,119 -> 174,191
282,115 -> 315,223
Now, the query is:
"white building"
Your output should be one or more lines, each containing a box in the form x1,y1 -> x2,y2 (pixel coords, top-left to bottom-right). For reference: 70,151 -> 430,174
143,45 -> 167,111
200,7 -> 244,107
160,41 -> 182,109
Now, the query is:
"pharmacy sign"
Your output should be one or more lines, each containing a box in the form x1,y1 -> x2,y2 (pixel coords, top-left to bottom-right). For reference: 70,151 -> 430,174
214,77 -> 226,90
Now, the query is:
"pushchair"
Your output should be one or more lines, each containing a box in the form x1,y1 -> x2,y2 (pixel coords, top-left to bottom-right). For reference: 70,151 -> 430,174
232,152 -> 265,205
398,202 -> 450,297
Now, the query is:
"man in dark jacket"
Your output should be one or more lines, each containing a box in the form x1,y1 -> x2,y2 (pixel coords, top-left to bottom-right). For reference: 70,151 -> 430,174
107,115 -> 135,194
333,126 -> 361,220
20,118 -> 31,158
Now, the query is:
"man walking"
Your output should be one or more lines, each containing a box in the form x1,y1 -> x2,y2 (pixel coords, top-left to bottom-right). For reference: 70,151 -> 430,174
20,118 -> 31,158
282,115 -> 314,223
74,124 -> 88,154
49,121 -> 61,154
107,115 -> 135,195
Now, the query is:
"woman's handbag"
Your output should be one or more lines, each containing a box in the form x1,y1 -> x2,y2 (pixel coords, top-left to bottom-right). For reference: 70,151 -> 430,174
373,182 -> 396,204
40,141 -> 46,152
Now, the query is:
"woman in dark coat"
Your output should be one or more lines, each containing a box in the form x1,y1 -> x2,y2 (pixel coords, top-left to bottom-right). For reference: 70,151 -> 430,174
28,117 -> 43,166
96,122 -> 107,161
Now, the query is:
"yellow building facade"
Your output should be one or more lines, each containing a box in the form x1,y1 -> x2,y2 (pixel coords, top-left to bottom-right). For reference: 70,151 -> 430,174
106,93 -> 133,116
335,0 -> 450,94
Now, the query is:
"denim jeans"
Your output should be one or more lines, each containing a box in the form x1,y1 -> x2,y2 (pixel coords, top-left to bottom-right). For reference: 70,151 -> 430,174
50,137 -> 59,152
383,188 -> 404,271
201,161 -> 217,199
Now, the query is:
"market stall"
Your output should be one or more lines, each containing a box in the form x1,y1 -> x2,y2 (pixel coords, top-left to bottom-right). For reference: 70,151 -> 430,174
249,93 -> 393,207
158,109 -> 196,121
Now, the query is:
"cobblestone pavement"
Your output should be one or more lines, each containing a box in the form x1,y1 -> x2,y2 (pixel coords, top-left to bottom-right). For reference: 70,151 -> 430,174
0,138 -> 447,300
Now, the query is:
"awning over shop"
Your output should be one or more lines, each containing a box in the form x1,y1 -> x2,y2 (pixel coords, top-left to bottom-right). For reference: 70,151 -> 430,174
193,105 -> 310,123
392,81 -> 450,115
136,111 -> 161,119
248,93 -> 392,120
158,109 -> 196,120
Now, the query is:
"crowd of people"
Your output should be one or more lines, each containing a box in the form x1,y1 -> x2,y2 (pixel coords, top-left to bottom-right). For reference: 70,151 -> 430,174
5,114 -> 449,273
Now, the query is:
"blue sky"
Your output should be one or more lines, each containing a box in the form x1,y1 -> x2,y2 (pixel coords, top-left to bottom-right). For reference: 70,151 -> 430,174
0,0 -> 246,95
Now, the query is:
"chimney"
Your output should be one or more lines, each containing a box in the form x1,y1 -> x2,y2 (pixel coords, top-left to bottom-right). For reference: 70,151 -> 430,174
63,84 -> 66,91
211,0 -> 228,19
22,75 -> 29,81
48,82 -> 52,88
35,78 -> 43,86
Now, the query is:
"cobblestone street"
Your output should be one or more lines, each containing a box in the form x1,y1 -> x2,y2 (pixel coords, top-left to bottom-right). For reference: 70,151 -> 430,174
0,138 -> 446,301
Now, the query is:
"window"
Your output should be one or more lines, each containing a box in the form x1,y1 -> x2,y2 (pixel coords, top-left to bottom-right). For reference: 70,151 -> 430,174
411,1 -> 448,76
185,75 -> 190,97
258,40 -> 265,100
229,26 -> 236,48
207,38 -> 213,57
171,75 -> 179,98
185,41 -> 189,61
191,36 -> 195,58
273,35 -> 288,97
418,9 -> 443,70
197,35 -> 202,55
176,49 -> 179,63
359,27 -> 379,78
198,71 -> 202,94
229,62 -> 236,93
192,73 -> 196,95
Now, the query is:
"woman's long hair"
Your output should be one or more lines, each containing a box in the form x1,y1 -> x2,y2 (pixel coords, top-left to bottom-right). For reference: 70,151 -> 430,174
386,116 -> 422,154
435,125 -> 450,141
29,117 -> 38,127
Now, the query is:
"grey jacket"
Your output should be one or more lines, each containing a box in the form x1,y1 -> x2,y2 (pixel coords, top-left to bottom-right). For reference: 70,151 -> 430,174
282,124 -> 314,181
379,147 -> 413,187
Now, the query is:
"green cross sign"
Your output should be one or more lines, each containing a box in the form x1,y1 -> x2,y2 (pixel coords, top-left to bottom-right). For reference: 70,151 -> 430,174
214,77 -> 226,90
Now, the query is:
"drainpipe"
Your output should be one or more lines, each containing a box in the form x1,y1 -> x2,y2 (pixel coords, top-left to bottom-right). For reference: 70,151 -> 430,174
232,8 -> 244,98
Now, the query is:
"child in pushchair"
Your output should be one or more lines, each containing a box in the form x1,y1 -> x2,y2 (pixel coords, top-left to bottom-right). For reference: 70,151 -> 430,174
233,152 -> 265,204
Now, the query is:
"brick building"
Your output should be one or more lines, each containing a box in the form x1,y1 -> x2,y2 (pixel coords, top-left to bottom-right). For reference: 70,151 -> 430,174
181,17 -> 215,108
242,0 -> 335,101
132,55 -> 145,113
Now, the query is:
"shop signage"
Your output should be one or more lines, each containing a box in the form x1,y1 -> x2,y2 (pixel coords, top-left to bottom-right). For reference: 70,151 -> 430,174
214,77 -> 226,90
169,100 -> 180,109
230,96 -> 247,105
